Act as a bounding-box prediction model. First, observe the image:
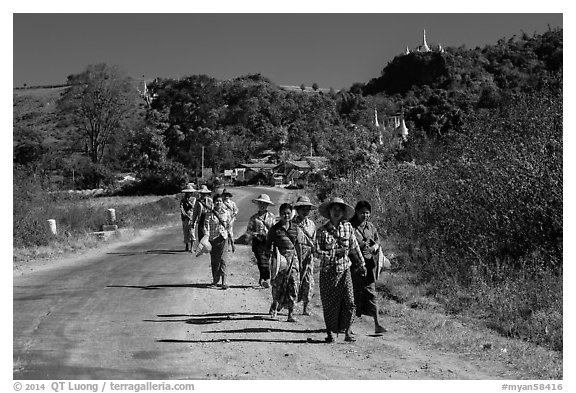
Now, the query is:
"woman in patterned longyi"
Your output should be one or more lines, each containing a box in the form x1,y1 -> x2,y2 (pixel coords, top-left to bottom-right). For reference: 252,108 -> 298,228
315,197 -> 367,343
264,203 -> 301,323
203,194 -> 232,290
246,194 -> 276,288
350,200 -> 387,334
292,196 -> 317,316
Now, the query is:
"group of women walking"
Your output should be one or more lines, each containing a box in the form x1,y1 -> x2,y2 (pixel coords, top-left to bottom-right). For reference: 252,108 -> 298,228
245,192 -> 387,343
179,183 -> 237,289
180,185 -> 387,343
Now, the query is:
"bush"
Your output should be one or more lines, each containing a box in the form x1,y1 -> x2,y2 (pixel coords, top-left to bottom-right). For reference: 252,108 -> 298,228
315,88 -> 562,350
14,165 -> 181,250
117,160 -> 190,196
75,161 -> 116,189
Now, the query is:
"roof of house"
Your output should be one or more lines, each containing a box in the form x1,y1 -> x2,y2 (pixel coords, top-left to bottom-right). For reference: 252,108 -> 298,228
286,169 -> 305,179
239,163 -> 277,170
286,160 -> 312,169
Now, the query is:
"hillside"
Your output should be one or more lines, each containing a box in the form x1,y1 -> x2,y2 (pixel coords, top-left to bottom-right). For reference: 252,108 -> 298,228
13,86 -> 73,164
13,29 -> 563,183
363,28 -> 562,97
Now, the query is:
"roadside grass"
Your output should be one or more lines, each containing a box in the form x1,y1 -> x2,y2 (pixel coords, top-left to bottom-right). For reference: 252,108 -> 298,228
376,272 -> 563,380
13,194 -> 180,264
82,195 -> 171,209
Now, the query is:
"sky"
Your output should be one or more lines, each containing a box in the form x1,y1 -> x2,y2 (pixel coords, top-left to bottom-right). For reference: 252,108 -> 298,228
13,12 -> 563,90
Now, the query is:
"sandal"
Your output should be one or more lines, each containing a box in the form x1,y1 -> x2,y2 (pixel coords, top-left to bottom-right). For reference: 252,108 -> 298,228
344,335 -> 356,342
269,307 -> 277,319
375,325 -> 387,334
287,316 -> 297,323
325,335 -> 334,343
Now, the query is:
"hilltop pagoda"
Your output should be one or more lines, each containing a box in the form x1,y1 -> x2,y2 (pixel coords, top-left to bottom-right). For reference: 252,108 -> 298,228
404,29 -> 446,55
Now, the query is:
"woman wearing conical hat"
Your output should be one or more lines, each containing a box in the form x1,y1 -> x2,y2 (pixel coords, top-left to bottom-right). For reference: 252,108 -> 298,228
179,183 -> 197,252
315,197 -> 367,343
292,195 -> 317,316
246,194 -> 276,288
203,193 -> 233,290
191,185 -> 213,244
221,189 -> 239,238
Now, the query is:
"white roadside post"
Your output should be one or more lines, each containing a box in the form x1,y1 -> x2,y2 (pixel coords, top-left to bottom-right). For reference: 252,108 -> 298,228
46,219 -> 57,236
107,208 -> 116,224
102,208 -> 118,232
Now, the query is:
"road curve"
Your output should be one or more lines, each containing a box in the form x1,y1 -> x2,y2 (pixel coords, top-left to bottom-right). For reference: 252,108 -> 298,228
14,186 -> 514,380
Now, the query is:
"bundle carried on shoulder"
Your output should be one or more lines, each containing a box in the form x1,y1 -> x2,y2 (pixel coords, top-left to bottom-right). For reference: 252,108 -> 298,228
374,245 -> 391,280
270,247 -> 288,280
195,234 -> 212,257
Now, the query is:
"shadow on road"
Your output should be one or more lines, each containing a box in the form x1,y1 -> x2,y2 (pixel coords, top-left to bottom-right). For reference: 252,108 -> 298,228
107,249 -> 184,256
158,312 -> 266,317
203,327 -> 326,334
157,338 -> 327,344
145,313 -> 274,324
146,312 -> 327,327
107,283 -> 214,290
108,283 -> 255,290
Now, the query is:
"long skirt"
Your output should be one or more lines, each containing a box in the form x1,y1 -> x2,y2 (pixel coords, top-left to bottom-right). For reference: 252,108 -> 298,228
181,218 -> 195,244
351,257 -> 377,317
319,266 -> 355,333
197,213 -> 207,241
297,245 -> 315,305
252,236 -> 270,282
271,253 -> 299,312
209,236 -> 228,283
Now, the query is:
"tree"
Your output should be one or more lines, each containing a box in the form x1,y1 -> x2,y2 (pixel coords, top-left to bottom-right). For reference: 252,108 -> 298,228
312,82 -> 319,91
300,84 -> 306,91
13,126 -> 46,166
57,63 -> 140,164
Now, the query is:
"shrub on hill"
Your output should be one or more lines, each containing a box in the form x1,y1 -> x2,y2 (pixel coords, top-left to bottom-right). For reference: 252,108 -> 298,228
318,86 -> 562,350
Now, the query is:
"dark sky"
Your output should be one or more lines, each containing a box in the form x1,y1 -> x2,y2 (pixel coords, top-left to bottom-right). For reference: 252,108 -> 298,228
13,13 -> 563,90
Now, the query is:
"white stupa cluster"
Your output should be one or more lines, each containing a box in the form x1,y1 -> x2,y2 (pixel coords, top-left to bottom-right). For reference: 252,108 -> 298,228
404,29 -> 445,55
374,108 -> 408,145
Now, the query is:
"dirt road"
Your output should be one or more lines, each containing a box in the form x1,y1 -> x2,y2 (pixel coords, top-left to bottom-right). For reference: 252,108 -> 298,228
14,186 -> 517,380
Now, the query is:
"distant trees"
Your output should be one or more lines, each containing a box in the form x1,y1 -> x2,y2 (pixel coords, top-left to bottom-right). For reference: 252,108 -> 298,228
13,29 -> 562,195
57,63 -> 141,164
13,127 -> 46,166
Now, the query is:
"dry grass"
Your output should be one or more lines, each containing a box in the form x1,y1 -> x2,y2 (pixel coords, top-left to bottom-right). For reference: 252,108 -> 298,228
82,195 -> 168,208
376,273 -> 563,380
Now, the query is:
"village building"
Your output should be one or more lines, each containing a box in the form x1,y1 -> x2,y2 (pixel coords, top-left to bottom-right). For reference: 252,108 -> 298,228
249,149 -> 280,164
274,156 -> 328,187
237,163 -> 277,184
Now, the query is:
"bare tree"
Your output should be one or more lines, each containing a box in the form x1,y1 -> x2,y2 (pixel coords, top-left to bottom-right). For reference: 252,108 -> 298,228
58,63 -> 139,163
